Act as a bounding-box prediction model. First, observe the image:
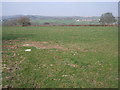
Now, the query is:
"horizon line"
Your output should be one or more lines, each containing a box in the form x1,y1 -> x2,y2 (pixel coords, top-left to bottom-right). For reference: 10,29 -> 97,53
2,14 -> 118,17
1,0 -> 119,2
2,14 -> 103,17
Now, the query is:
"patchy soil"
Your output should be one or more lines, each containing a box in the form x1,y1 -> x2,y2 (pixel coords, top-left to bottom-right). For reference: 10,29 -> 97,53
21,41 -> 65,50
2,40 -> 26,88
21,41 -> 97,52
3,40 -> 20,51
3,40 -> 97,53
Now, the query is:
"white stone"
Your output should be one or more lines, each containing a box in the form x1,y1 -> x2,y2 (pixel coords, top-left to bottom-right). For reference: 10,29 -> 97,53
25,49 -> 31,52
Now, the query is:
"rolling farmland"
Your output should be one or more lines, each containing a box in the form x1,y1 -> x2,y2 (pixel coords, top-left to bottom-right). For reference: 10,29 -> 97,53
2,26 -> 118,88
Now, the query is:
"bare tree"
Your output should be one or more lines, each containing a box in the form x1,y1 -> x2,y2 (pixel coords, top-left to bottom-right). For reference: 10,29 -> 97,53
17,16 -> 31,26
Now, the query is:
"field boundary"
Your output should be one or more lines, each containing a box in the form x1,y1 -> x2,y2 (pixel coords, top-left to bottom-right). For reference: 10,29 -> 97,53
2,24 -> 118,27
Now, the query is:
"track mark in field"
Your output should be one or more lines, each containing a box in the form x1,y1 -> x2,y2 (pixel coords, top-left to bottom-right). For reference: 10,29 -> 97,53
22,41 -> 65,50
22,41 -> 97,53
3,40 -> 97,53
3,40 -> 20,50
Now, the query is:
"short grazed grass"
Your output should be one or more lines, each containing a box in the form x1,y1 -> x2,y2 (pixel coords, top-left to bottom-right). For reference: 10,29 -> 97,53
2,26 -> 118,88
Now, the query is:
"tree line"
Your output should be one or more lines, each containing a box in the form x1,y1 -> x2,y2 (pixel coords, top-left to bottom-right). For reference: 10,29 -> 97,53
2,16 -> 31,26
2,12 -> 117,26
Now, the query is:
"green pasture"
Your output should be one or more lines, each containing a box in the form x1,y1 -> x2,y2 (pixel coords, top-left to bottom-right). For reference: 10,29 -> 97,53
2,26 -> 118,88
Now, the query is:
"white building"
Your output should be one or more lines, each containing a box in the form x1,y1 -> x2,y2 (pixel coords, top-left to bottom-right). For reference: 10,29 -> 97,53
76,19 -> 80,22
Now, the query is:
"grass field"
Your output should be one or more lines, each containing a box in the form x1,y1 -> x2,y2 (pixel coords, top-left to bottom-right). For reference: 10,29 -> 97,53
2,26 -> 118,88
31,19 -> 100,25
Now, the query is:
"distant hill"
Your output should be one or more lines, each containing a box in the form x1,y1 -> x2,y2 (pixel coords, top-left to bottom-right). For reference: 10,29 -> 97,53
1,15 -> 102,25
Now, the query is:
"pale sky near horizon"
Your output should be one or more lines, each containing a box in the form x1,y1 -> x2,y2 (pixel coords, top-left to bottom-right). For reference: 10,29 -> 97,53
1,0 -> 119,2
2,2 -> 118,16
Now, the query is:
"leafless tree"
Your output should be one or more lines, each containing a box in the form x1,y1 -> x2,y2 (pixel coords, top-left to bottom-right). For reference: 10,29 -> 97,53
17,16 -> 31,26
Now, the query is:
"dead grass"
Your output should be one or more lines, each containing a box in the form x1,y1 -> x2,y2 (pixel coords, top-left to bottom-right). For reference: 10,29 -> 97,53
3,40 -> 20,51
21,40 -> 97,53
21,41 -> 65,50
3,40 -> 97,53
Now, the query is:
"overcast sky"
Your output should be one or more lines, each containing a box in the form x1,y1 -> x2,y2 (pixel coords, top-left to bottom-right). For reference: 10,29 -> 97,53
2,2 -> 118,16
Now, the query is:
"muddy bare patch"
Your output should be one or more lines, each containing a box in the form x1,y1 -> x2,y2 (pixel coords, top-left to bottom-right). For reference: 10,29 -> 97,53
3,40 -> 20,50
21,41 -> 97,52
22,41 -> 65,50
3,40 -> 97,53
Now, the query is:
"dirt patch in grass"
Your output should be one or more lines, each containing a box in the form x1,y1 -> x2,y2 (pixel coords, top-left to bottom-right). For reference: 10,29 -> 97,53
3,40 -> 21,51
21,41 -> 97,53
3,39 -> 97,53
22,41 -> 65,50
